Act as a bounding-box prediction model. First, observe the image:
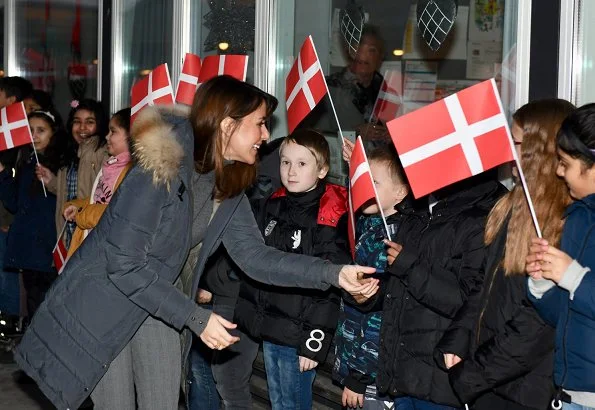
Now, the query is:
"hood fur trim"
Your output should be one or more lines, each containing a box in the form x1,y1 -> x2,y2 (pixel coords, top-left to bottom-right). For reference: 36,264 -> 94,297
130,106 -> 188,189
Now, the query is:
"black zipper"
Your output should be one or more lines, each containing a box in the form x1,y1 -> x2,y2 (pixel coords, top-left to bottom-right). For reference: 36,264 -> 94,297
476,265 -> 499,344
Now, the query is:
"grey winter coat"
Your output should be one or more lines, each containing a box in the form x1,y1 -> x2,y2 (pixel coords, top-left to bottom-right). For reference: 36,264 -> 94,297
14,107 -> 343,410
14,107 -> 197,410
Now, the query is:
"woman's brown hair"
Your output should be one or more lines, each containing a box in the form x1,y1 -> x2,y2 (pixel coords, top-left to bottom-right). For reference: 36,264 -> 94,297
485,98 -> 575,275
191,75 -> 278,200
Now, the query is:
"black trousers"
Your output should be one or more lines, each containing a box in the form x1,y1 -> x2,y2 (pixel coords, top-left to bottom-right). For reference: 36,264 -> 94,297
21,269 -> 57,318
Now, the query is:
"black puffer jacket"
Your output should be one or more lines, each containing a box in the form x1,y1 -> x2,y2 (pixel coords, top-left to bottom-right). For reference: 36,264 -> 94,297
373,179 -> 505,407
234,182 -> 351,362
448,219 -> 555,409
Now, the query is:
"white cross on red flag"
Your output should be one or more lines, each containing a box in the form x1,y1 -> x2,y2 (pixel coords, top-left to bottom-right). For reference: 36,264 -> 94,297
371,69 -> 403,123
175,53 -> 202,106
130,63 -> 174,122
285,36 -> 328,133
347,136 -> 380,257
197,55 -> 248,84
0,102 -> 33,151
387,79 -> 515,198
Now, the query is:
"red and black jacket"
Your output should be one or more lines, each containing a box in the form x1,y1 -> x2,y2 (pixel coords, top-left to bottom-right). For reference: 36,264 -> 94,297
234,181 -> 351,362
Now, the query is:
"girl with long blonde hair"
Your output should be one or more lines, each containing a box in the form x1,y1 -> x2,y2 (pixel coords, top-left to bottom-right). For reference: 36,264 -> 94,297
447,99 -> 575,410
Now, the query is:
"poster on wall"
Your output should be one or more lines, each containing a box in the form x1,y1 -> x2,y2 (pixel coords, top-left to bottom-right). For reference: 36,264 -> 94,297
403,60 -> 437,113
403,5 -> 469,60
434,79 -> 480,101
466,41 -> 503,79
469,0 -> 505,41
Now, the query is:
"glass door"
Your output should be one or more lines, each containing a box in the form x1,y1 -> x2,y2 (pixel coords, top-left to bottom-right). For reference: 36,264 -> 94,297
559,0 -> 595,106
259,0 -> 530,184
111,0 -> 173,112
4,0 -> 100,119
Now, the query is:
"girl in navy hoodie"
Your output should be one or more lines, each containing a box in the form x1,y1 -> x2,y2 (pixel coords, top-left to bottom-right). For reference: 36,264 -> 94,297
527,103 -> 595,410
0,109 -> 68,318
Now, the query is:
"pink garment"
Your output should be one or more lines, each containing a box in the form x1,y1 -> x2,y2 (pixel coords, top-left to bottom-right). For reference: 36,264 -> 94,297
93,151 -> 131,204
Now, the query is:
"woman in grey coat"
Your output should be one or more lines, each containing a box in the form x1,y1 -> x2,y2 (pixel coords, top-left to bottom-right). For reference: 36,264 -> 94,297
14,76 -> 378,410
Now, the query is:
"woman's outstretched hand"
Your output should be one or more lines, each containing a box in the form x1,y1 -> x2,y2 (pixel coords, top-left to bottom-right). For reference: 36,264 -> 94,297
338,265 -> 378,297
199,313 -> 240,350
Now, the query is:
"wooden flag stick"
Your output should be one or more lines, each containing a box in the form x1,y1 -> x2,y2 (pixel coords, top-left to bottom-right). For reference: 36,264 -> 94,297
308,35 -> 346,146
490,79 -> 542,238
512,149 -> 542,238
347,191 -> 356,257
28,131 -> 47,198
52,221 -> 68,252
368,69 -> 388,127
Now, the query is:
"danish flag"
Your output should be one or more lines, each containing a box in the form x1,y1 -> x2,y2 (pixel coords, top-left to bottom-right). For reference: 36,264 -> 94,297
347,137 -> 383,256
387,79 -> 515,198
371,70 -> 403,123
285,36 -> 328,133
175,53 -> 202,105
130,63 -> 174,122
197,55 -> 248,84
0,102 -> 33,151
52,236 -> 68,274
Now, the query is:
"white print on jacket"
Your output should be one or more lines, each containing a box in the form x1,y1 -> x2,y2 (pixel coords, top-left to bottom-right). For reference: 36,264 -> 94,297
306,329 -> 325,352
291,230 -> 302,249
264,220 -> 277,237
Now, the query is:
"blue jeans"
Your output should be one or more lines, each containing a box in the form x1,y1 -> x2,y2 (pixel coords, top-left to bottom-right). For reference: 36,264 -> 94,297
263,341 -> 316,410
563,403 -> 595,410
187,312 -> 220,410
395,396 -> 460,410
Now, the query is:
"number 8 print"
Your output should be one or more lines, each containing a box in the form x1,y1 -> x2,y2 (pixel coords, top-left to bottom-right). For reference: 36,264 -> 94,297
306,329 -> 325,352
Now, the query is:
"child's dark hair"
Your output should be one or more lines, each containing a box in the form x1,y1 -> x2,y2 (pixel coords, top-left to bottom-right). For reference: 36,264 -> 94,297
557,102 -> 595,170
368,144 -> 407,185
280,128 -> 330,171
66,98 -> 109,152
111,107 -> 131,134
111,108 -> 132,154
0,76 -> 33,102
26,89 -> 53,111
27,109 -> 71,174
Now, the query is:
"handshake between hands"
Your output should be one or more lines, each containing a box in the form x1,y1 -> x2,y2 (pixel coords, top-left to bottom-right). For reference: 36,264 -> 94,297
200,240 -> 410,351
199,264 -> 380,352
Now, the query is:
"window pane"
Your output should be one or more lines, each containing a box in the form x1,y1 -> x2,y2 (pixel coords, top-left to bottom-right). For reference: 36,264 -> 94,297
115,0 -> 173,110
188,0 -> 256,83
575,0 -> 595,105
14,0 -> 99,118
269,0 -> 519,184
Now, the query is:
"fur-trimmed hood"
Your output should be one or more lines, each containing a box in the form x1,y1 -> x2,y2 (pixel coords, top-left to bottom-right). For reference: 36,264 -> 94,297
130,105 -> 191,188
